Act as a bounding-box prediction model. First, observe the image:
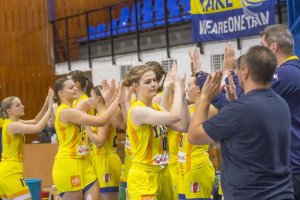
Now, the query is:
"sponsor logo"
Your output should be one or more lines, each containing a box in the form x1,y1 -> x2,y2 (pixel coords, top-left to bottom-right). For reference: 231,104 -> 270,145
103,173 -> 111,183
154,153 -> 169,166
70,175 -> 81,188
77,145 -> 89,155
190,182 -> 200,193
178,151 -> 186,163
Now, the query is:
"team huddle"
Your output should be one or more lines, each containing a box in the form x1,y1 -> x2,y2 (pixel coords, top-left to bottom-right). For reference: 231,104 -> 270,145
0,24 -> 300,200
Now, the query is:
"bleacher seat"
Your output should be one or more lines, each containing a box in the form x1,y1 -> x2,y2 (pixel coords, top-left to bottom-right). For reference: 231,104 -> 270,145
140,1 -> 154,29
154,8 -> 166,26
167,0 -> 177,8
89,26 -> 96,40
179,0 -> 191,20
154,0 -> 164,11
96,23 -> 107,38
119,7 -> 130,34
168,4 -> 181,23
130,3 -> 141,31
141,12 -> 154,29
107,19 -> 118,35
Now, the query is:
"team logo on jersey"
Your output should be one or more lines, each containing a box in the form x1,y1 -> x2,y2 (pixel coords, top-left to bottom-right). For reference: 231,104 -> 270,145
273,73 -> 279,81
103,173 -> 111,183
70,175 -> 81,188
190,182 -> 200,193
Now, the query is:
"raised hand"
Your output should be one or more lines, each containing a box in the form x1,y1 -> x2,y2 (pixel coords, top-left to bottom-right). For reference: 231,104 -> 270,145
225,72 -> 237,101
47,87 -> 54,99
188,48 -> 201,75
201,71 -> 223,101
170,62 -> 180,83
223,42 -> 236,73
110,79 -> 117,100
163,72 -> 173,91
100,79 -> 113,105
181,73 -> 186,96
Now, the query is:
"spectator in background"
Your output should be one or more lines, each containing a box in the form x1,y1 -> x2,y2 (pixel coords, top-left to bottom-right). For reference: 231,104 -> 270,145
37,117 -> 56,143
261,24 -> 300,200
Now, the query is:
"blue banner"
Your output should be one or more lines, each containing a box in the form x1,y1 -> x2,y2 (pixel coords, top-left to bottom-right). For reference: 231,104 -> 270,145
191,0 -> 276,42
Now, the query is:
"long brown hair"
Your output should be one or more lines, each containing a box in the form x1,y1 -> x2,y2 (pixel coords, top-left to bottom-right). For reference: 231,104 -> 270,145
0,96 -> 17,119
123,65 -> 154,87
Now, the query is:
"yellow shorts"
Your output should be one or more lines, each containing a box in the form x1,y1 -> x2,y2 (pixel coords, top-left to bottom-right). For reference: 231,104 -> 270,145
128,163 -> 174,200
122,153 -> 132,188
218,181 -> 223,195
178,163 -> 215,200
92,153 -> 121,192
0,161 -> 31,199
52,157 -> 97,194
168,163 -> 179,200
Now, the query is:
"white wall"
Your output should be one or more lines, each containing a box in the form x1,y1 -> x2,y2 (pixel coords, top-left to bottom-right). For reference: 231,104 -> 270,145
55,36 -> 260,85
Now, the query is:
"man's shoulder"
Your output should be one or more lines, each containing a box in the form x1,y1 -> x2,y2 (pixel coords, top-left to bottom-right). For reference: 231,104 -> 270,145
279,59 -> 300,71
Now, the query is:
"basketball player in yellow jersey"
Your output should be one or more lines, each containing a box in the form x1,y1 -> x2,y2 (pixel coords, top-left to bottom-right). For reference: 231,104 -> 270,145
159,72 -> 185,200
68,70 -> 94,160
52,78 -> 122,200
178,75 -> 216,200
119,87 -> 136,200
85,86 -> 123,200
0,93 -> 52,200
123,64 -> 190,200
146,61 -> 167,104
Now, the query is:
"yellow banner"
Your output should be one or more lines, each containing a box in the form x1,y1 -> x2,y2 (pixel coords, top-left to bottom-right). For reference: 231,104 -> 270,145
191,0 -> 267,14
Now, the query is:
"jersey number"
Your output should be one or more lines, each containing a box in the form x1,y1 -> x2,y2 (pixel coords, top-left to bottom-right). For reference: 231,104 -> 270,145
20,178 -> 27,187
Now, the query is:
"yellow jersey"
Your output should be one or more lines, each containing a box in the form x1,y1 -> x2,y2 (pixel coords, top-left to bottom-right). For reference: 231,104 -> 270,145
168,129 -> 182,167
55,104 -> 89,159
72,94 -> 94,116
127,101 -> 169,168
0,117 -> 4,128
73,94 -> 94,154
1,119 -> 25,162
179,104 -> 217,174
91,117 -> 117,155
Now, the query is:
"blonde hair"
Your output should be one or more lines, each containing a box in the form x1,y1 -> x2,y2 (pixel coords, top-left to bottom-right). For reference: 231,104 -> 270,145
123,65 -> 154,87
1,96 -> 17,119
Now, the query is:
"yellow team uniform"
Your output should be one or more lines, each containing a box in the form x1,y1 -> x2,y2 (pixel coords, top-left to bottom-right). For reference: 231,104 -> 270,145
0,117 -> 3,128
0,119 -> 31,200
72,94 -> 94,156
178,105 -> 216,200
91,120 -> 121,193
72,94 -> 94,116
122,130 -> 132,188
168,129 -> 182,200
122,99 -> 136,188
52,104 -> 96,194
127,101 -> 174,200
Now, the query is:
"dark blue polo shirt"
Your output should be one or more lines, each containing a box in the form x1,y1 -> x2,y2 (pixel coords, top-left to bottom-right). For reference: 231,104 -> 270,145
271,58 -> 300,173
203,89 -> 294,200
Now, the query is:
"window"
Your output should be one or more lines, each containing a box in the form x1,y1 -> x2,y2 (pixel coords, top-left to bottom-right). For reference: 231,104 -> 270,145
119,65 -> 133,79
161,59 -> 177,72
210,54 -> 224,73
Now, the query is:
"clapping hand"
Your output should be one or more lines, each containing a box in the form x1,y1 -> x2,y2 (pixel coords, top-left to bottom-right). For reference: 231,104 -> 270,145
201,71 -> 223,101
223,42 -> 236,74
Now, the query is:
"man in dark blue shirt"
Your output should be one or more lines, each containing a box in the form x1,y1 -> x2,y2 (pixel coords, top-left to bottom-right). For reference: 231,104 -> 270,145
189,46 -> 294,200
261,24 -> 300,200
